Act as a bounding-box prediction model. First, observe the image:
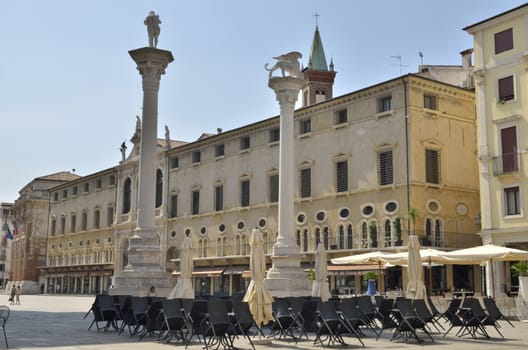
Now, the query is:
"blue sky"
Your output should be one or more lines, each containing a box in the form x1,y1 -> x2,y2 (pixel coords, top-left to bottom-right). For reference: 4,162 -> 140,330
0,0 -> 524,202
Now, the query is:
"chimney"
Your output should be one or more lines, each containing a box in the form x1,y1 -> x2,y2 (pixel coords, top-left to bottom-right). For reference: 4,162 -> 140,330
460,48 -> 473,69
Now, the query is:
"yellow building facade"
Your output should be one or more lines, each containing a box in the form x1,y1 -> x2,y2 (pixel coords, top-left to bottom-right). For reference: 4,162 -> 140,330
465,3 -> 528,295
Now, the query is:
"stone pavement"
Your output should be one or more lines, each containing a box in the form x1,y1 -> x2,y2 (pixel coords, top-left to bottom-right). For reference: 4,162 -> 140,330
3,294 -> 528,349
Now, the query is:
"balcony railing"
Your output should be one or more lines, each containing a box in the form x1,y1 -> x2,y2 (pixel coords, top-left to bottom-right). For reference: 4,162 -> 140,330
492,152 -> 519,176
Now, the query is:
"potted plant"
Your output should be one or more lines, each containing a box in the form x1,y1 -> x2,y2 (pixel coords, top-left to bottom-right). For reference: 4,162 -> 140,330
363,271 -> 379,296
306,268 -> 316,281
511,261 -> 528,303
407,207 -> 418,235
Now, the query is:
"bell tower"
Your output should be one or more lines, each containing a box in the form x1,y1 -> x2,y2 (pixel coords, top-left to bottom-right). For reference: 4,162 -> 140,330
302,24 -> 336,107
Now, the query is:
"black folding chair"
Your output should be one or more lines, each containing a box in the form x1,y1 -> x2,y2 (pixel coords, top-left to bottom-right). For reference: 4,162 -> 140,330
230,300 -> 259,350
314,301 -> 364,347
87,294 -> 119,332
375,298 -> 397,340
393,299 -> 434,343
119,296 -> 149,337
159,299 -> 191,344
295,299 -> 319,341
340,299 -> 373,337
483,297 -> 515,328
442,298 -> 465,337
459,297 -> 501,339
413,299 -> 442,332
138,299 -> 165,340
356,296 -> 379,331
200,300 -> 236,350
269,298 -> 298,341
185,299 -> 208,347
0,305 -> 9,348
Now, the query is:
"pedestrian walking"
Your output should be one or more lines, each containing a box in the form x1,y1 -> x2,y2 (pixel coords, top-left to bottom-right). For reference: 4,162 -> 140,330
15,285 -> 21,304
9,286 -> 15,305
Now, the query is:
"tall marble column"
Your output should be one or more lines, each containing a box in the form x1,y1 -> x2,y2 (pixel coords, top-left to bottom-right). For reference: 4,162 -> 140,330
265,52 -> 311,297
111,28 -> 174,297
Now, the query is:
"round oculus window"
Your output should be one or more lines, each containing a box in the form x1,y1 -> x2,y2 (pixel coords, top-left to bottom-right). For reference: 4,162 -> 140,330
170,231 -> 176,238
339,208 -> 350,219
185,228 -> 191,237
258,218 -> 267,228
427,200 -> 440,214
219,224 -> 226,233
362,205 -> 374,217
200,226 -> 207,235
456,203 -> 468,216
316,211 -> 327,222
385,201 -> 398,214
296,213 -> 306,224
237,221 -> 245,230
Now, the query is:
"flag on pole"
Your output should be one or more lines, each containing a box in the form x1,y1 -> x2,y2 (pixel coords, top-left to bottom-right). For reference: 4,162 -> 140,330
3,224 -> 13,240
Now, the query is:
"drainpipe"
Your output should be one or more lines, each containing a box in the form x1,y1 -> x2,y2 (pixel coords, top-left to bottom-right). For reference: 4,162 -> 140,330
402,77 -> 410,234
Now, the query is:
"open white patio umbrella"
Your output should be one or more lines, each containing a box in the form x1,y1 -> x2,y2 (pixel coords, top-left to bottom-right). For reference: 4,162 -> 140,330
243,228 -> 274,328
406,235 -> 427,299
440,244 -> 528,297
168,235 -> 194,299
331,251 -> 392,265
312,242 -> 331,302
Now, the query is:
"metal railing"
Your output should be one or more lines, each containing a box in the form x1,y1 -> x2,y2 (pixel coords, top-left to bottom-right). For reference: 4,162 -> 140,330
492,152 -> 520,176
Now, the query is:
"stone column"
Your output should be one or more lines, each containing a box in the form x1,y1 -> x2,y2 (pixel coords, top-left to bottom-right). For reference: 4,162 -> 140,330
265,76 -> 311,297
111,47 -> 174,297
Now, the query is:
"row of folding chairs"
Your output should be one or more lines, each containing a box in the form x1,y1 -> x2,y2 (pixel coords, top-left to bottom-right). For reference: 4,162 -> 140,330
84,295 -> 261,350
442,296 -> 514,339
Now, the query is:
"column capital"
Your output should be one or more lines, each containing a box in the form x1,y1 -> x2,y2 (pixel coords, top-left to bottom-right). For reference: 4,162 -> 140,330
268,76 -> 304,106
129,47 -> 174,89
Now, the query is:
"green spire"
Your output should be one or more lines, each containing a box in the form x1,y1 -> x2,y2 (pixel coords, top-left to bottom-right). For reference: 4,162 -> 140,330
309,25 -> 328,71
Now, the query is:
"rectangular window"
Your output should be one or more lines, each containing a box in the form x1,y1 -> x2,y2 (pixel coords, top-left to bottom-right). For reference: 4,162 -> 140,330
300,118 -> 311,134
83,183 -> 89,193
335,109 -> 348,124
498,75 -> 514,101
81,212 -> 88,231
378,96 -> 392,112
424,94 -> 437,110
51,219 -> 56,236
169,195 -> 178,218
495,28 -> 513,54
53,192 -> 59,201
94,209 -> 100,229
106,207 -> 113,227
109,175 -> 115,186
95,179 -> 102,189
72,186 -> 78,196
70,214 -> 76,233
378,150 -> 394,185
240,136 -> 250,150
215,144 -> 225,157
501,126 -> 518,173
240,180 -> 250,207
170,156 -> 179,169
504,186 -> 520,216
300,168 -> 311,198
335,160 -> 348,192
191,190 -> 200,215
425,149 -> 441,184
62,189 -> 68,199
192,151 -> 201,164
215,185 -> 223,211
60,216 -> 66,234
269,174 -> 279,202
269,128 -> 280,142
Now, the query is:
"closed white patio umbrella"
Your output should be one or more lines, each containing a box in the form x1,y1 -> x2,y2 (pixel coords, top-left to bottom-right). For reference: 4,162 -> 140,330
406,235 -> 427,300
168,235 -> 194,299
312,242 -> 331,302
243,229 -> 274,328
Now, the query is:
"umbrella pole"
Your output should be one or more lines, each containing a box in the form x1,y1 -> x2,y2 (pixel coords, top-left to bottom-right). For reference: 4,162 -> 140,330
490,259 -> 495,297
428,259 -> 433,296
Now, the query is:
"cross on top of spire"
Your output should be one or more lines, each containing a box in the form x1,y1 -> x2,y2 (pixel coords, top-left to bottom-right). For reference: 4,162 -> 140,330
313,11 -> 320,26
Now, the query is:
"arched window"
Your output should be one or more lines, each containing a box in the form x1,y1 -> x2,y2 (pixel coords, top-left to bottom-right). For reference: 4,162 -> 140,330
361,222 -> 368,248
323,226 -> 330,250
347,224 -> 353,249
303,229 -> 308,252
425,218 -> 432,237
155,169 -> 163,208
235,235 -> 241,255
222,236 -> 227,256
217,237 -> 222,256
202,238 -> 208,258
262,232 -> 268,254
315,227 -> 321,247
384,219 -> 392,247
296,229 -> 301,251
434,219 -> 442,247
241,234 -> 248,256
122,178 -> 131,214
338,225 -> 345,249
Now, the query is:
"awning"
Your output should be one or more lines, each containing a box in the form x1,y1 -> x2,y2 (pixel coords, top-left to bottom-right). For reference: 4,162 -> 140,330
327,264 -> 386,275
172,266 -> 225,277
223,265 -> 248,275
